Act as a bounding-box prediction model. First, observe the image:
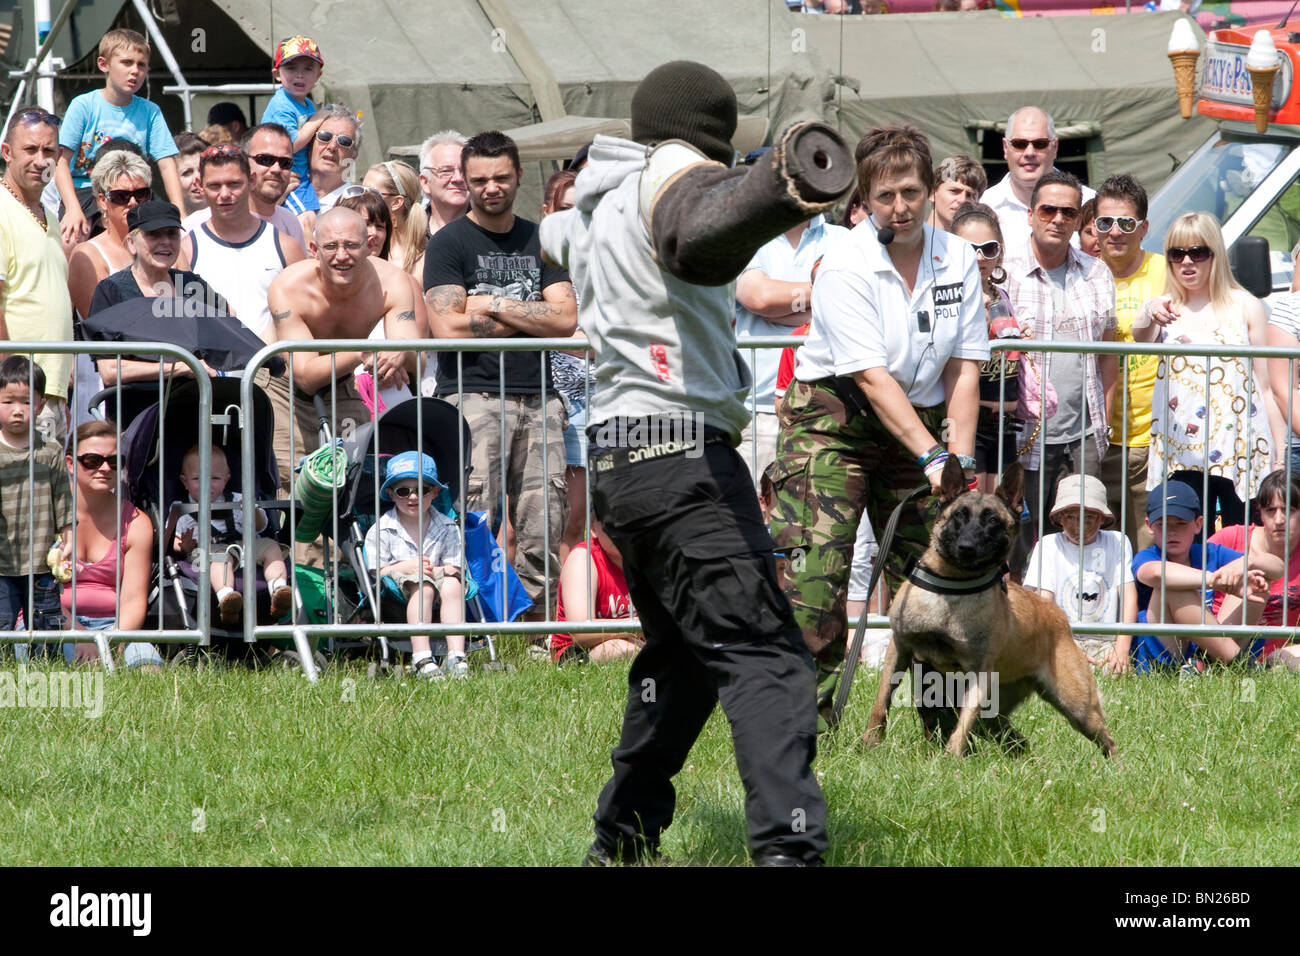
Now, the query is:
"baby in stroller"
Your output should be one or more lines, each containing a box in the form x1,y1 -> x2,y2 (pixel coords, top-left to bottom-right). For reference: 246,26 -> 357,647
173,443 -> 293,626
364,451 -> 468,679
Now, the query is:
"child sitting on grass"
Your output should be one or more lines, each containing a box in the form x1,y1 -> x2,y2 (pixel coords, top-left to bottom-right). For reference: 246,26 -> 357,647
1131,482 -> 1281,672
173,444 -> 292,626
1023,474 -> 1137,674
363,452 -> 468,679
553,513 -> 637,664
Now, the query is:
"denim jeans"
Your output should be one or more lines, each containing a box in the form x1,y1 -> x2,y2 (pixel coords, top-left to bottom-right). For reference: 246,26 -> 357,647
1,574 -> 72,663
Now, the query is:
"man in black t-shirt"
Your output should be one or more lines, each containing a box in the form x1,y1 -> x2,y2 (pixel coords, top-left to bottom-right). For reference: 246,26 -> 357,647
424,131 -> 577,615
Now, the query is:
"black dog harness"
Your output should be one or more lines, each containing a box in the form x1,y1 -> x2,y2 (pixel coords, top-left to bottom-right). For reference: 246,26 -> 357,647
906,559 -> 1009,595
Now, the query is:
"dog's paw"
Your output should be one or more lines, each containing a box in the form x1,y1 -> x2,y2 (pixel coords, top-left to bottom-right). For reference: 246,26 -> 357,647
859,726 -> 884,750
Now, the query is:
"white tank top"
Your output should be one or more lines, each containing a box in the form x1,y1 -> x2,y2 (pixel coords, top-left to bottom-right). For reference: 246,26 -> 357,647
188,221 -> 287,337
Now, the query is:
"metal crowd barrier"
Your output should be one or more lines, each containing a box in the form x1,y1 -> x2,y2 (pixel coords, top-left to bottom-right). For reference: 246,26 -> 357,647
0,342 -> 213,671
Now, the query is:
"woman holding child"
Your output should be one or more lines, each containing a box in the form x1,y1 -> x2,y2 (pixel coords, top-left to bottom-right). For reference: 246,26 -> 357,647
60,420 -> 162,669
1134,212 -> 1284,527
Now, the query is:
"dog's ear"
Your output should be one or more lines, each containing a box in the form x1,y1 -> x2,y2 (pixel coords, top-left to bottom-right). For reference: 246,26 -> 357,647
938,453 -> 968,503
996,462 -> 1025,513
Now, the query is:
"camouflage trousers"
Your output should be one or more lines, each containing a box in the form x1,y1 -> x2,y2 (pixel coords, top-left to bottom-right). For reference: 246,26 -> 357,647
768,379 -> 943,726
449,392 -> 567,610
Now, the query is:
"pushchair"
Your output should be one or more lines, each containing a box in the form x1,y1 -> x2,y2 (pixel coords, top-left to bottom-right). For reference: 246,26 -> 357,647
118,376 -> 297,666
303,395 -> 532,675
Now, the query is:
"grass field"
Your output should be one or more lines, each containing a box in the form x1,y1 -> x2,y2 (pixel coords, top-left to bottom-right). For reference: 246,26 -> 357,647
3,640 -> 1298,866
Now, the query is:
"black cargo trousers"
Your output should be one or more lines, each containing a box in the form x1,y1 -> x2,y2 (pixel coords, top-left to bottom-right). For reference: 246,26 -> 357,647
587,428 -> 827,864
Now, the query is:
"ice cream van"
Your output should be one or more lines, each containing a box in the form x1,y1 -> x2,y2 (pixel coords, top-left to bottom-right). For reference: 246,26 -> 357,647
1147,18 -> 1300,299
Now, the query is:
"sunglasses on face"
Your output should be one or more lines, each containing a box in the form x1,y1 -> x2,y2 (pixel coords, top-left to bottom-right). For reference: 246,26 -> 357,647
103,186 -> 152,206
76,453 -> 118,471
250,152 -> 292,170
1168,245 -> 1213,263
315,129 -> 356,149
1008,138 -> 1052,151
391,485 -> 432,499
1035,203 -> 1079,223
968,240 -> 1001,260
1095,215 -> 1141,234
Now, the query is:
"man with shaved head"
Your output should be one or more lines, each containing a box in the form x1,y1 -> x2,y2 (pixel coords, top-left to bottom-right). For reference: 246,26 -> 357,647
981,105 -> 1095,253
267,206 -> 425,526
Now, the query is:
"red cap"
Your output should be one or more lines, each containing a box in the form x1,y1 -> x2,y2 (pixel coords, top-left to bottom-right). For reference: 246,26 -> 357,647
273,35 -> 323,70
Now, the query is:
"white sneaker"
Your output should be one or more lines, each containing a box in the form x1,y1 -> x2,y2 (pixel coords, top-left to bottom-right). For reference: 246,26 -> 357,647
445,655 -> 469,679
414,658 -> 445,681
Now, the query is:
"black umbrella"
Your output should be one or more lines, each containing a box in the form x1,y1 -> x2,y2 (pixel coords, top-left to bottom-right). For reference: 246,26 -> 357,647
82,296 -> 285,376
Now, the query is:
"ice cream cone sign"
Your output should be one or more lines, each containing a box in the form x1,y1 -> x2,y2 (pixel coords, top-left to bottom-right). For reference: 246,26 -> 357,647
1168,18 -> 1201,119
1246,30 -> 1281,132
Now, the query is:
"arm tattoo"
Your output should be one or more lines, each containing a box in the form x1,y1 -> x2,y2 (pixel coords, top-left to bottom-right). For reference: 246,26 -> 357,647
469,312 -> 499,338
271,308 -> 290,325
425,284 -> 466,313
395,309 -> 416,323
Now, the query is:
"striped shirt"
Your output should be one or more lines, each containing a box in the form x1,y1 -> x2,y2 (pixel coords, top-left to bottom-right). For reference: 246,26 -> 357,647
0,438 -> 74,576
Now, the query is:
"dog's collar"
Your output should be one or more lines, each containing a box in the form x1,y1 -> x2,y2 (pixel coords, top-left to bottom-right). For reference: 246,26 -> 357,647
907,559 -> 1008,595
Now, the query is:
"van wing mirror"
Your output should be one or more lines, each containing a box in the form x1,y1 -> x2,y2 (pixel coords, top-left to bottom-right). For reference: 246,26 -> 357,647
1231,236 -> 1273,298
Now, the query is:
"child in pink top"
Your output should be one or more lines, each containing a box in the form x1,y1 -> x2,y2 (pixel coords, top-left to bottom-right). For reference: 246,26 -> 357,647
553,517 -> 637,663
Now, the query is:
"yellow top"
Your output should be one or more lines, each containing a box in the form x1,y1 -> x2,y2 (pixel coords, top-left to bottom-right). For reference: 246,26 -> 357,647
0,187 -> 73,399
1109,251 -> 1167,448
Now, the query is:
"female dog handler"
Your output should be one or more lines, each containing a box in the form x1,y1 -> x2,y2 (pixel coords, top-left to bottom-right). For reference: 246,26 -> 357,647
769,125 -> 988,731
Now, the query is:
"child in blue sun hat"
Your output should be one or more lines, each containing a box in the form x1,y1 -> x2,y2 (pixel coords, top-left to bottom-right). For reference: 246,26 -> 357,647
363,451 -> 468,679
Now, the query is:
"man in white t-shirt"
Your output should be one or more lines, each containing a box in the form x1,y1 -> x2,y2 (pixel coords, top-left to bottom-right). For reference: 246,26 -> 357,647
982,106 -> 1095,255
1023,474 -> 1136,674
181,124 -> 305,248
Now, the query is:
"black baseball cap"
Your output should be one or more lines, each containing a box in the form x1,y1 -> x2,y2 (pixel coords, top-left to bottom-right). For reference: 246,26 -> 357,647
128,200 -> 182,233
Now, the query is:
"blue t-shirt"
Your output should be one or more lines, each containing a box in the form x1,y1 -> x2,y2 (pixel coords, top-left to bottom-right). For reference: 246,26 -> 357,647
60,90 -> 178,189
1132,541 -> 1241,616
260,88 -> 320,214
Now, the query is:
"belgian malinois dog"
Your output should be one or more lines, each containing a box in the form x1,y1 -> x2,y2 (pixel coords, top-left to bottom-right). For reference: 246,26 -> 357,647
863,459 -> 1117,758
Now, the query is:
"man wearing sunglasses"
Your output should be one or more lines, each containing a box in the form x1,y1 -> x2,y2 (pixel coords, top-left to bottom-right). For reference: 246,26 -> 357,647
1094,174 -> 1164,550
1004,169 -> 1117,574
0,109 -> 73,445
982,106 -> 1094,255
179,124 -> 306,249
309,106 -> 361,217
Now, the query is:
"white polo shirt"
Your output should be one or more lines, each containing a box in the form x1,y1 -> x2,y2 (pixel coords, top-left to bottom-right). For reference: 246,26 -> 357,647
795,221 -> 989,408
982,171 -> 1096,255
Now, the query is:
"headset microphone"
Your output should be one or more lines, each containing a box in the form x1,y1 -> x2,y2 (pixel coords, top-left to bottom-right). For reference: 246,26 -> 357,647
876,224 -> 895,246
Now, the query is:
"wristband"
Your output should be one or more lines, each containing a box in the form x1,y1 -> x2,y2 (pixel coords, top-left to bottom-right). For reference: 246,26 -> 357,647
922,452 -> 949,479
917,444 -> 945,468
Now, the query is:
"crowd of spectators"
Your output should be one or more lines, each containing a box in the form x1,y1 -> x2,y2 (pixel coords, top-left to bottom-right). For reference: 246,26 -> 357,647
0,22 -> 1297,679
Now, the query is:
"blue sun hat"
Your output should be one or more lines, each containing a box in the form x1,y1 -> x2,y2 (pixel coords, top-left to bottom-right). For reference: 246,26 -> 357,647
380,451 -> 447,503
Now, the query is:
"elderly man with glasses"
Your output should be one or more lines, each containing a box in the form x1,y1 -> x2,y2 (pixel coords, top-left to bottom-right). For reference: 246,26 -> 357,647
1004,169 -> 1117,575
0,108 -> 74,445
417,130 -> 470,238
982,106 -> 1095,255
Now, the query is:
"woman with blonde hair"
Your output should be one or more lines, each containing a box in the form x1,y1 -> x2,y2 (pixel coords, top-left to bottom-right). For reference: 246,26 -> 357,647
1135,211 -> 1284,526
362,160 -> 428,279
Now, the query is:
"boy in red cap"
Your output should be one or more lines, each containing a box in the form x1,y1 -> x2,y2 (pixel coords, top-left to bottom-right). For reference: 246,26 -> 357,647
260,35 -> 326,219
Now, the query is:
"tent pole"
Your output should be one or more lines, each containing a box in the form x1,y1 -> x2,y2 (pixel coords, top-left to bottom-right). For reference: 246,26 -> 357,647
129,0 -> 192,129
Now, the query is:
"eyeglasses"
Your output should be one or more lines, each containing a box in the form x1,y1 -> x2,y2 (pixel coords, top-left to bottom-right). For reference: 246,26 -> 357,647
1008,137 -> 1052,151
339,184 -> 382,199
315,129 -> 356,149
202,144 -> 244,159
76,453 -> 118,471
9,107 -> 61,130
103,186 -> 152,206
1095,215 -> 1141,235
1168,245 -> 1213,263
1035,203 -> 1079,223
422,165 -> 461,182
968,240 -> 1001,260
391,485 -> 432,499
249,152 -> 292,170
